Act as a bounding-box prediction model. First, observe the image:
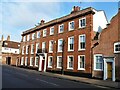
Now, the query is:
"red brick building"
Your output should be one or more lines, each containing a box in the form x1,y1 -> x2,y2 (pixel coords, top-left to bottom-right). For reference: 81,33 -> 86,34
92,9 -> 120,81
20,6 -> 108,78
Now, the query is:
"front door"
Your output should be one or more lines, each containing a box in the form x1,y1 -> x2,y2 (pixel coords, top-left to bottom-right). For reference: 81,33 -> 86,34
107,62 -> 112,79
6,57 -> 11,65
41,60 -> 45,71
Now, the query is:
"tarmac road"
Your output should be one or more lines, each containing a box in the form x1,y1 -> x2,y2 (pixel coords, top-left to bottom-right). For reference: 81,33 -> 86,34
2,65 -> 109,89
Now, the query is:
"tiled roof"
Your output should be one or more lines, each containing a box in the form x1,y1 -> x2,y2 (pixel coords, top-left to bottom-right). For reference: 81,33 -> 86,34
2,41 -> 20,49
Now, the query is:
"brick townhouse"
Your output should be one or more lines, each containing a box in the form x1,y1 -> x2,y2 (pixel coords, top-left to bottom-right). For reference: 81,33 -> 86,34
1,35 -> 20,66
20,6 -> 108,78
92,8 -> 120,81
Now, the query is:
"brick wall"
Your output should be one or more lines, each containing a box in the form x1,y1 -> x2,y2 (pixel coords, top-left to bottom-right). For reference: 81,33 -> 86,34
93,11 -> 120,80
20,12 -> 94,76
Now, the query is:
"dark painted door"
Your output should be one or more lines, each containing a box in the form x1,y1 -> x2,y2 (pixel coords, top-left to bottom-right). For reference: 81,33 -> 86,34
41,60 -> 45,71
6,57 -> 11,65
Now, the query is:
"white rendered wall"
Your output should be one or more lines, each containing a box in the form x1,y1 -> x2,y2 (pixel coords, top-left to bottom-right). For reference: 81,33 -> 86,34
2,47 -> 19,54
93,10 -> 108,32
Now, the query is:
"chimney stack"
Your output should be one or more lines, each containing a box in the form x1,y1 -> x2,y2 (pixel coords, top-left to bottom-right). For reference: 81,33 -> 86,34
7,35 -> 10,41
71,6 -> 80,14
40,20 -> 45,25
1,35 -> 4,41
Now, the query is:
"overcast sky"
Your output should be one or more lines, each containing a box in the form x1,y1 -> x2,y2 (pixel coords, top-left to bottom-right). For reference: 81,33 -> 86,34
0,0 -> 119,42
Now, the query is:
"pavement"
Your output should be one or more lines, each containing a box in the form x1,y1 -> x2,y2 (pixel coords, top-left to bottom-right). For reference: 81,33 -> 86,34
38,72 -> 120,89
5,65 -> 120,89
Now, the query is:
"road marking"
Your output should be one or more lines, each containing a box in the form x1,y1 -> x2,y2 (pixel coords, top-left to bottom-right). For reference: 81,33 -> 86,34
93,84 -> 110,89
36,78 -> 59,86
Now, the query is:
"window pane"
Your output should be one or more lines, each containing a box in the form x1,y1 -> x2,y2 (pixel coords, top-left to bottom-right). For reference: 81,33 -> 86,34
58,39 -> 63,51
59,24 -> 64,33
58,57 -> 62,67
49,57 -> 52,66
95,56 -> 103,69
69,57 -> 73,68
36,57 -> 39,65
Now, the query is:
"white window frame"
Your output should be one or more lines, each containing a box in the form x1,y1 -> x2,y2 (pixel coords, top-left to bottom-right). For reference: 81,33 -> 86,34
58,39 -> 63,52
27,34 -> 30,41
25,57 -> 28,66
68,36 -> 74,51
43,29 -> 47,37
36,43 -> 39,53
67,55 -> 74,70
48,56 -> 53,68
49,40 -> 54,53
57,56 -> 62,69
69,21 -> 74,31
78,34 -> 86,51
94,54 -> 103,71
42,42 -> 46,52
79,17 -> 86,28
22,46 -> 24,55
58,24 -> 64,33
26,45 -> 28,54
37,31 -> 41,38
114,42 -> 120,53
78,55 -> 85,70
32,33 -> 36,40
31,44 -> 34,54
50,26 -> 54,35
30,57 -> 34,66
21,57 -> 24,65
23,36 -> 26,42
35,57 -> 39,67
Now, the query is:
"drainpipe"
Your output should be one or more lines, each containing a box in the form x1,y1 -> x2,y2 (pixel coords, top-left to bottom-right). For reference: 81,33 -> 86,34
61,40 -> 65,75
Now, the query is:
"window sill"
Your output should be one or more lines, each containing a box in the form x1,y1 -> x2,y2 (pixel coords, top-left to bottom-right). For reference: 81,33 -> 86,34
94,69 -> 103,71
57,67 -> 62,69
114,51 -> 120,53
57,51 -> 63,53
50,34 -> 54,36
49,51 -> 53,53
35,65 -> 38,67
47,66 -> 52,68
78,49 -> 86,51
68,29 -> 74,31
79,26 -> 86,29
78,68 -> 85,70
58,32 -> 64,34
67,68 -> 73,70
68,50 -> 74,52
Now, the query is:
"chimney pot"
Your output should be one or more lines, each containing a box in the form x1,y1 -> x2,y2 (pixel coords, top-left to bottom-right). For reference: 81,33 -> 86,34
1,35 -> 4,41
7,35 -> 10,41
40,19 -> 45,25
71,6 -> 80,14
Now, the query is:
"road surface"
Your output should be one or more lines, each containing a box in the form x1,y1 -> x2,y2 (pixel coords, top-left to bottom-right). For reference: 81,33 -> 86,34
2,65 -> 108,88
